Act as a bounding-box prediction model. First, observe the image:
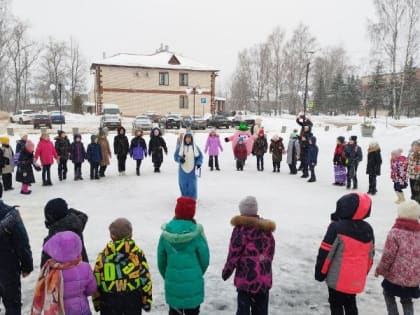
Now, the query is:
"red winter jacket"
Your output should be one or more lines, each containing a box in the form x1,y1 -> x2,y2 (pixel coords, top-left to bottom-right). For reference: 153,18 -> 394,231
376,218 -> 420,288
315,193 -> 375,294
234,143 -> 248,161
34,138 -> 58,166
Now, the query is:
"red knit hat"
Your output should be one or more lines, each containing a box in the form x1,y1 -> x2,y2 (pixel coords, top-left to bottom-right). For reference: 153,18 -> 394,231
175,197 -> 196,220
258,129 -> 265,136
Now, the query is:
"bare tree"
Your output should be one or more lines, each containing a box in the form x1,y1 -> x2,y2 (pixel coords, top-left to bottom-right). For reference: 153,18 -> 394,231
229,49 -> 253,111
0,0 -> 11,110
282,24 -> 316,114
369,0 -> 407,118
69,37 -> 86,104
249,43 -> 271,115
7,20 -> 40,112
39,38 -> 68,107
267,26 -> 285,115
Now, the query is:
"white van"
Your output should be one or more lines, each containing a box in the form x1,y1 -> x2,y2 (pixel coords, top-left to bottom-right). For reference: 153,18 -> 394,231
100,104 -> 121,130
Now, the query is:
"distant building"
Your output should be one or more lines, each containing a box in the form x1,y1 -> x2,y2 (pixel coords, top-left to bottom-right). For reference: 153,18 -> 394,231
90,47 -> 219,116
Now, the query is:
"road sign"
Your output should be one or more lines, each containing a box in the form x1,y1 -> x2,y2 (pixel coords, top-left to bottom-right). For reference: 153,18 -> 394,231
201,97 -> 207,104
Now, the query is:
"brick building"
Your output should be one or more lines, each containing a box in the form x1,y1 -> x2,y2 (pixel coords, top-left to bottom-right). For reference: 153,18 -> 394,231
91,48 -> 219,116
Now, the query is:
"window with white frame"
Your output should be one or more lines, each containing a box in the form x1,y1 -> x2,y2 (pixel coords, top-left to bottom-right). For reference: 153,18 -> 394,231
179,73 -> 188,86
159,72 -> 169,86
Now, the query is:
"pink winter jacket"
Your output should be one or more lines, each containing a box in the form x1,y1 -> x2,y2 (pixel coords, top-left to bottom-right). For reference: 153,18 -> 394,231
205,135 -> 223,156
376,218 -> 420,288
34,138 -> 58,166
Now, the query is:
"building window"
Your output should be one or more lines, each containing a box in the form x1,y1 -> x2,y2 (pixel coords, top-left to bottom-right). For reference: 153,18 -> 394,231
179,95 -> 189,109
159,72 -> 169,86
179,73 -> 188,86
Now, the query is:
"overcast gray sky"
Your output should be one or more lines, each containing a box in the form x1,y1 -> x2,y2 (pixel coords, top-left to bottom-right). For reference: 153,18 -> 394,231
11,0 -> 375,89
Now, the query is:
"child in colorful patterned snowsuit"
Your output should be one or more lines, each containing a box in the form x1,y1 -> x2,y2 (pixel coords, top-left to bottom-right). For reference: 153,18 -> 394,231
222,196 -> 275,315
391,149 -> 408,204
375,200 -> 420,315
407,140 -> 420,202
94,218 -> 152,314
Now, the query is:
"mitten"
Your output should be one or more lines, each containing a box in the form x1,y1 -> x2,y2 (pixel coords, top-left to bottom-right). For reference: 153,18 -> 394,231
196,164 -> 201,169
224,137 -> 229,142
142,305 -> 151,312
180,157 -> 185,164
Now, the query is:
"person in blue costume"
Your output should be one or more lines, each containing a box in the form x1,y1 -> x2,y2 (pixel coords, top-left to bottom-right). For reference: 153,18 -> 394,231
174,131 -> 203,200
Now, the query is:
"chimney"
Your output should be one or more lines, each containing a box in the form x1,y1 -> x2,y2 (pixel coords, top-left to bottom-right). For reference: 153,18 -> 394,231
102,51 -> 106,59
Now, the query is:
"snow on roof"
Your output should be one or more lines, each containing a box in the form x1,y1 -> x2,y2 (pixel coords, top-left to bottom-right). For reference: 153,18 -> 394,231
91,51 -> 219,72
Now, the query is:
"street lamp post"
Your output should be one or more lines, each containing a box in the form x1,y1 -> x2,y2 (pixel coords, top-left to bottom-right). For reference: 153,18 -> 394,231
185,86 -> 202,120
50,83 -> 70,131
303,51 -> 315,118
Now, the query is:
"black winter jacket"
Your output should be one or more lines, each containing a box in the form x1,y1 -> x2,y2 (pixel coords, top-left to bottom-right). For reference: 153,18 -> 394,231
55,136 -> 71,160
114,132 -> 129,156
41,208 -> 89,266
366,147 -> 382,176
0,201 -> 33,278
148,129 -> 168,165
15,150 -> 36,184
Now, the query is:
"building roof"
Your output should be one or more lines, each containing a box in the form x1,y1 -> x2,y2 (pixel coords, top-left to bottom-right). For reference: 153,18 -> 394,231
91,51 -> 219,72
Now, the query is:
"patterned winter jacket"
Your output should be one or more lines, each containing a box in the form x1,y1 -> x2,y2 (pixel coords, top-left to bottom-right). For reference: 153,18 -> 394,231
269,139 -> 284,162
2,145 -> 14,174
252,136 -> 268,156
376,218 -> 420,288
315,193 -> 375,294
93,238 -> 152,312
407,151 -> 420,180
391,156 -> 408,185
222,215 -> 276,294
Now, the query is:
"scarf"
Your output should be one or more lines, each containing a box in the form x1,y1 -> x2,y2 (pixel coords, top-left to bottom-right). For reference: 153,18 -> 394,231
31,257 -> 81,315
393,218 -> 420,232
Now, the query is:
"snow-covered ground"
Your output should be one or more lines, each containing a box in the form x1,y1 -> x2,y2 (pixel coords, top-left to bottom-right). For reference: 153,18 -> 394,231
2,114 -> 420,314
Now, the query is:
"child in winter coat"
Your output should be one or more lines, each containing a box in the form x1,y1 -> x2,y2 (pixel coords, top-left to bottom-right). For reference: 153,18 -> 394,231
34,133 -> 58,186
86,135 -> 102,180
148,127 -> 168,173
114,126 -> 129,175
375,200 -> 420,315
307,135 -> 319,183
391,149 -> 408,204
204,129 -> 223,171
407,139 -> 420,201
94,218 -> 152,314
0,191 -> 33,314
299,134 -> 310,178
344,135 -> 363,189
130,129 -> 148,176
252,129 -> 268,171
315,193 -> 375,315
366,140 -> 382,195
41,198 -> 89,267
234,136 -> 248,171
158,197 -> 209,315
269,135 -> 284,173
1,136 -> 14,191
286,131 -> 300,175
98,131 -> 112,177
70,134 -> 86,181
32,231 -> 96,314
222,196 -> 275,315
55,130 -> 71,181
16,140 -> 40,194
333,136 -> 347,186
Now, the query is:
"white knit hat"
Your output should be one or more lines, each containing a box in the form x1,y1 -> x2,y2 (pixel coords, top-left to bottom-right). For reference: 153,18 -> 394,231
239,196 -> 258,216
398,200 -> 420,220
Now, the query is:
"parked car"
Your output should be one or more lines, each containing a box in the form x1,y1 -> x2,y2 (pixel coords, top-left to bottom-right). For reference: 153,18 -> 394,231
190,115 -> 207,130
159,114 -> 181,129
144,111 -> 161,123
207,115 -> 231,129
49,111 -> 65,124
132,115 -> 153,131
181,115 -> 192,128
100,114 -> 122,130
231,115 -> 255,128
10,109 -> 35,124
33,114 -> 52,129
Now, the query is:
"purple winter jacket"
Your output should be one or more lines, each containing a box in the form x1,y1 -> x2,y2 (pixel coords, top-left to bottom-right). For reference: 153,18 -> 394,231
204,135 -> 223,156
43,231 -> 96,315
222,215 -> 276,294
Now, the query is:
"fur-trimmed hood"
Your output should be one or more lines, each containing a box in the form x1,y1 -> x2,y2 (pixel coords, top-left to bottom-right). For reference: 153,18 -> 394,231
231,215 -> 276,232
368,142 -> 380,153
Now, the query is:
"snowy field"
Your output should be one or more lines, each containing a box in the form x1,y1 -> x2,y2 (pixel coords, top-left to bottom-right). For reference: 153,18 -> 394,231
2,114 -> 420,314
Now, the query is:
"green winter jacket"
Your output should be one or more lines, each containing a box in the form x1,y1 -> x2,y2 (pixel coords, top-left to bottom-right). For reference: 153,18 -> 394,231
157,219 -> 210,309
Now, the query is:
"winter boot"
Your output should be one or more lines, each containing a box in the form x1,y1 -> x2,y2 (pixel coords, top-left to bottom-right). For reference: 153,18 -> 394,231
308,176 -> 316,183
215,156 -> 220,171
63,172 -> 67,180
136,168 -> 140,176
395,191 -> 405,204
